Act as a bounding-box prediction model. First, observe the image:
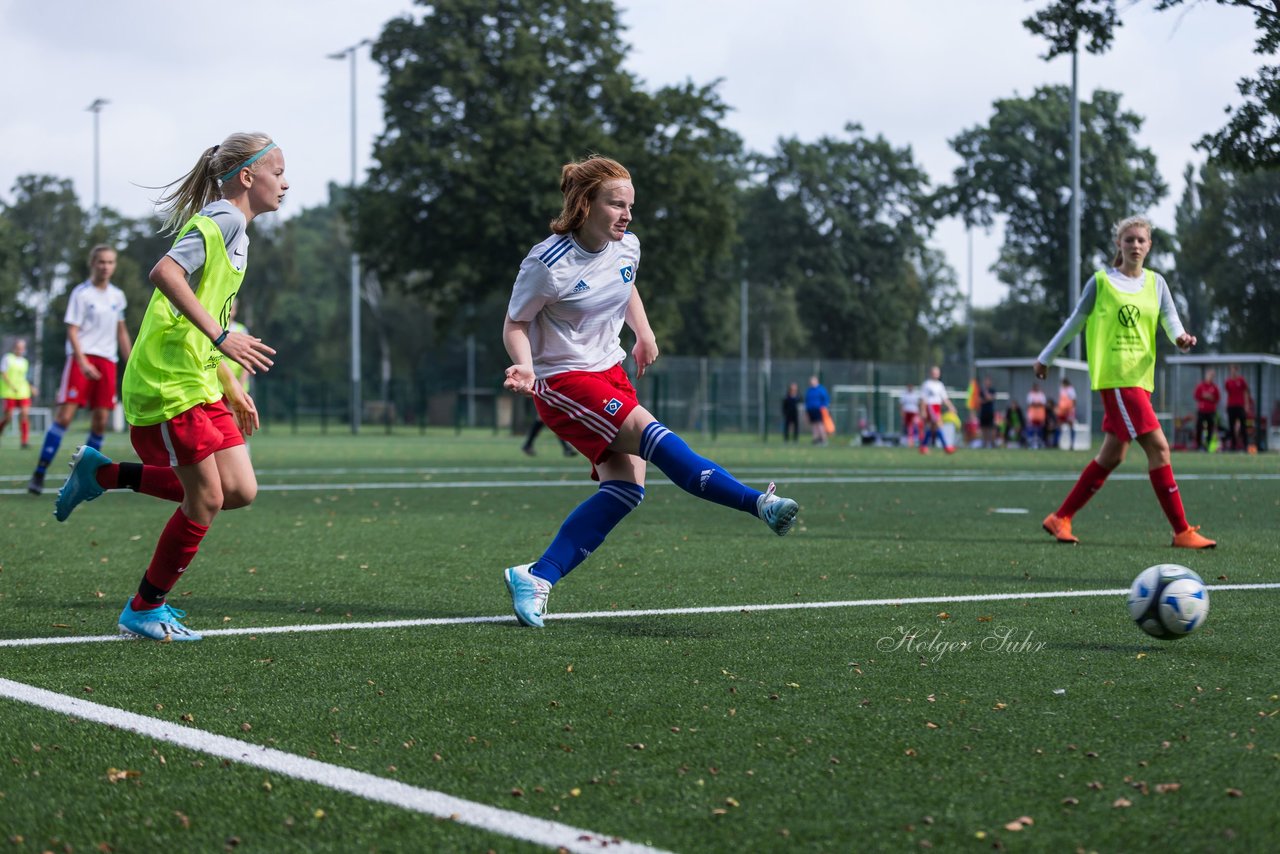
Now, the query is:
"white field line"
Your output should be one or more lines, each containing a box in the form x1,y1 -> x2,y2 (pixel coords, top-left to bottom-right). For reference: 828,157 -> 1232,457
0,678 -> 668,854
4,584 -> 1278,649
3,469 -> 1278,495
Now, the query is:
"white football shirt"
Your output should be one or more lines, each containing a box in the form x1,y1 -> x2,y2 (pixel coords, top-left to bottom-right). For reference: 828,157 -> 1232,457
507,232 -> 641,377
64,281 -> 127,360
900,389 -> 921,414
921,378 -> 948,407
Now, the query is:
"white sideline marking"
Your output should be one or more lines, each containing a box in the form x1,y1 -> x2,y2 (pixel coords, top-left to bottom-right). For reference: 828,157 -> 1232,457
4,584 -> 1278,649
0,678 -> 668,854
3,470 -> 1278,496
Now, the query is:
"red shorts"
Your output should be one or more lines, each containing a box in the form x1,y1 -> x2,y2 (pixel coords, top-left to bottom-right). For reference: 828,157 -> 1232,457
4,398 -> 31,411
902,411 -> 918,430
533,364 -> 639,477
926,403 -> 942,423
57,354 -> 117,409
1100,387 -> 1161,439
130,399 -> 244,467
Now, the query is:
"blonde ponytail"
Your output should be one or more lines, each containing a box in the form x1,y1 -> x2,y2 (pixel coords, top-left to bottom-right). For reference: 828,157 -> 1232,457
153,132 -> 274,234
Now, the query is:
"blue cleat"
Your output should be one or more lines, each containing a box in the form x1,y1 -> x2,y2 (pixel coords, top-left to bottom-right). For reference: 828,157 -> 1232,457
504,563 -> 551,628
757,482 -> 799,536
54,445 -> 110,522
118,599 -> 202,642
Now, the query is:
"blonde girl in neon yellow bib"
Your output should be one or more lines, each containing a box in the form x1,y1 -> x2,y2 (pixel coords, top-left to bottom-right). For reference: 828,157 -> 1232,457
1034,215 -> 1215,550
54,133 -> 286,641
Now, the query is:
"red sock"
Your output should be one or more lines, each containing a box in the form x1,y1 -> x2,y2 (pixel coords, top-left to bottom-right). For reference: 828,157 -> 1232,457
20,418 -> 29,445
1057,460 -> 1112,518
133,508 -> 209,608
1148,464 -> 1189,533
96,463 -> 185,502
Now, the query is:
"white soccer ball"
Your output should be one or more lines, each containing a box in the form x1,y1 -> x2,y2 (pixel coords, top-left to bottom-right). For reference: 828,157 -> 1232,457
1126,564 -> 1210,640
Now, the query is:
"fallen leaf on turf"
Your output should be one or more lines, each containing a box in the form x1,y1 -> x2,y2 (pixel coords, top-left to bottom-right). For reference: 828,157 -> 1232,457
1113,798 -> 1132,808
106,768 -> 140,783
711,808 -> 727,816
173,811 -> 190,829
1155,783 -> 1181,794
937,612 -> 950,620
1062,797 -> 1079,806
1226,788 -> 1244,797
992,703 -> 1007,711
925,722 -> 939,729
1003,821 -> 1024,832
1086,781 -> 1104,790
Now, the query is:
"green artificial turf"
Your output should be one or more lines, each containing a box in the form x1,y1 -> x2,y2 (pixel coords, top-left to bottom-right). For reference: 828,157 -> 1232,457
1,431 -> 1277,851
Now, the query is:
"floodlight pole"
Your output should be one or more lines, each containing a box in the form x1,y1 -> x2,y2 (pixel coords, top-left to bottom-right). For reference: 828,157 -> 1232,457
1068,41 -> 1082,361
329,40 -> 371,434
966,225 -> 975,381
86,98 -> 109,219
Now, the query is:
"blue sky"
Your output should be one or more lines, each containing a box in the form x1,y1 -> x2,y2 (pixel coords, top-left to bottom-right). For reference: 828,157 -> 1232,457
0,0 -> 1260,308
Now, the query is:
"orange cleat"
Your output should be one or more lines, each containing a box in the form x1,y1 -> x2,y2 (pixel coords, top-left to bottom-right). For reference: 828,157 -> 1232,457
1042,513 -> 1079,544
1172,525 -> 1216,549
919,446 -> 930,455
944,446 -> 956,455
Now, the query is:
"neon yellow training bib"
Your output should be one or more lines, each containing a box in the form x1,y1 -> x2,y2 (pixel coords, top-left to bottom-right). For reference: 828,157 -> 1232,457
1,354 -> 31,399
123,215 -> 245,426
1086,269 -> 1159,392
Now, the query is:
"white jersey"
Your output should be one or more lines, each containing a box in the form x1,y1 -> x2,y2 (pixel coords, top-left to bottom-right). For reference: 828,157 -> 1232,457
921,378 -> 948,407
900,389 -> 921,414
64,281 -> 127,360
507,231 -> 641,377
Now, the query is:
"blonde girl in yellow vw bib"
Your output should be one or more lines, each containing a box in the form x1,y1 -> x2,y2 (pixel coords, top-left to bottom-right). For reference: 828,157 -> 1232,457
1035,215 -> 1215,550
55,133 -> 285,641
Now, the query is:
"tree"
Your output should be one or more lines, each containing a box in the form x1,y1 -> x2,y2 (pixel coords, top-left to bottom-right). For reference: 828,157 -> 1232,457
358,0 -> 743,355
1175,161 -> 1280,352
945,86 -> 1166,344
741,125 -> 952,360
3,175 -> 85,387
1024,0 -> 1280,169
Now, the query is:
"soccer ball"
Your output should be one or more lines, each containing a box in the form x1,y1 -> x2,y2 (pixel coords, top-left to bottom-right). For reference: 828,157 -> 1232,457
1126,564 -> 1210,640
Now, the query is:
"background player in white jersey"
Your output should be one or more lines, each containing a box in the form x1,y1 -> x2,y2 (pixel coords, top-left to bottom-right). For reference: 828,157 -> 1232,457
501,155 -> 799,628
919,366 -> 956,454
27,245 -> 132,494
899,382 -> 921,447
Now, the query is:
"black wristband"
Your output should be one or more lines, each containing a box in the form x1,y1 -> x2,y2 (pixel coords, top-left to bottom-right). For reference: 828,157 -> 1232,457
212,328 -> 229,347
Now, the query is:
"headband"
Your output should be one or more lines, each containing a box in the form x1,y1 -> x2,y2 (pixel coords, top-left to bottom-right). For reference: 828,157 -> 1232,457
218,142 -> 276,184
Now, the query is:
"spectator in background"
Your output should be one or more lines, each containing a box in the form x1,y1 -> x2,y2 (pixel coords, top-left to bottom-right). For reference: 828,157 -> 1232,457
1193,367 -> 1220,451
1026,383 -> 1048,449
781,381 -> 800,442
900,382 -> 921,447
978,376 -> 997,448
1055,377 -> 1078,450
1003,398 -> 1025,448
1,338 -> 33,449
522,417 -> 575,457
1224,364 -> 1252,451
805,375 -> 829,445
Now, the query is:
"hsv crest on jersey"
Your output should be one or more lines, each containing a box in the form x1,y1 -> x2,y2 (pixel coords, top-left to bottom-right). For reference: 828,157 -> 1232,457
603,398 -> 623,415
620,265 -> 634,283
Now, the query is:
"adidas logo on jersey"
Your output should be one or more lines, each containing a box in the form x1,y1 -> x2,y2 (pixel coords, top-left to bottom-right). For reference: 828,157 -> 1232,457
572,280 -> 591,293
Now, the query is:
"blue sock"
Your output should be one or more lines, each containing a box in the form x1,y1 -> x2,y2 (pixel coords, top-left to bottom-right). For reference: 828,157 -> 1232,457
639,422 -> 762,515
532,480 -> 644,584
87,432 -> 105,451
36,423 -> 66,474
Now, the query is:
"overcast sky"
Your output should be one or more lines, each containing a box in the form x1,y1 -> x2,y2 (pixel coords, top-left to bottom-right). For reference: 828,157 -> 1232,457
0,0 -> 1260,308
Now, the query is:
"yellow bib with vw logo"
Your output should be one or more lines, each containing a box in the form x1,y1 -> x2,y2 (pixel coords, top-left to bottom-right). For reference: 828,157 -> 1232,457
1086,269 -> 1159,392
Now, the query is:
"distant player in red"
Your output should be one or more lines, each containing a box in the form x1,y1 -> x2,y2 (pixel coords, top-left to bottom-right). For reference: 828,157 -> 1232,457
1192,368 -> 1220,451
1224,364 -> 1252,451
1,338 -> 33,449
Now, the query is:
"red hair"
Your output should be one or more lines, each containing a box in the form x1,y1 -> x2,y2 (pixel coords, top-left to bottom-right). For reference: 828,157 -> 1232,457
550,155 -> 631,236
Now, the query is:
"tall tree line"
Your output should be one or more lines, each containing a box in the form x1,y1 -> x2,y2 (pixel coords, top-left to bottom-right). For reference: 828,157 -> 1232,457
2,0 -> 1275,405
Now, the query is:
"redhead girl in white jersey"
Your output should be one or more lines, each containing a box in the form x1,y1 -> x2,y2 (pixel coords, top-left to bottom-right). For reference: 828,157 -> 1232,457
54,133 -> 284,641
1036,216 -> 1214,549
501,155 -> 799,628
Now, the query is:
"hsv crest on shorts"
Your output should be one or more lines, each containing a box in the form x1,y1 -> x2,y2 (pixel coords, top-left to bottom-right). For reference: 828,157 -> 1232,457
603,398 -> 622,415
